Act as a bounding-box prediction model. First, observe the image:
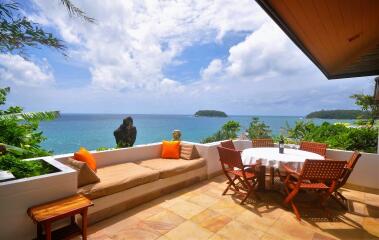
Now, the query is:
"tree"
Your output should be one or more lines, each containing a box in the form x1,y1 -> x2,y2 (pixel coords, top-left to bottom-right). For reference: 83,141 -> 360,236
350,93 -> 379,126
0,87 -> 59,158
247,117 -> 272,139
1,0 -> 93,55
202,120 -> 241,143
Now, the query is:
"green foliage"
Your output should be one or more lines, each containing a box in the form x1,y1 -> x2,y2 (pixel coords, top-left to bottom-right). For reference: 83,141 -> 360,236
96,146 -> 114,151
0,155 -> 58,179
202,121 -> 240,143
0,111 -> 60,121
0,2 -> 65,54
285,121 -> 378,153
0,87 -> 59,178
306,110 -> 369,119
0,1 -> 93,55
0,87 -> 10,105
247,117 -> 272,139
195,110 -> 227,117
350,93 -> 379,126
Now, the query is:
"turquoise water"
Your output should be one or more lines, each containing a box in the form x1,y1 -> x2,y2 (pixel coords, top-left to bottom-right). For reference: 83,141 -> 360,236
39,114 -> 352,154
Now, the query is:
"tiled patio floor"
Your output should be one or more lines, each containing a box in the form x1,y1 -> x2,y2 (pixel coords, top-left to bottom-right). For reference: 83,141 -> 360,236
82,175 -> 379,240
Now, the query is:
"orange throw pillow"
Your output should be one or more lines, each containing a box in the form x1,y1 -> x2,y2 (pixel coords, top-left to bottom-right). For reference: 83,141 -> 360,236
161,141 -> 181,159
74,147 -> 97,172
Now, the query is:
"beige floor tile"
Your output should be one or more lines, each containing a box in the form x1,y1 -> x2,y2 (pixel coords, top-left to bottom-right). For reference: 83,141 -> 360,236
110,221 -> 162,240
362,217 -> 379,238
187,193 -> 220,208
142,209 -> 186,234
208,199 -> 246,218
191,209 -> 232,233
132,205 -> 167,220
164,221 -> 214,240
159,195 -> 187,209
311,232 -> 338,240
91,215 -> 141,236
216,220 -> 265,240
348,201 -> 369,216
365,193 -> 379,207
156,235 -> 170,240
202,187 -> 226,199
165,199 -> 206,219
87,232 -> 113,240
268,216 -> 316,240
340,189 -> 365,202
235,209 -> 278,232
81,175 -> 379,240
208,233 -> 228,240
259,233 -> 284,240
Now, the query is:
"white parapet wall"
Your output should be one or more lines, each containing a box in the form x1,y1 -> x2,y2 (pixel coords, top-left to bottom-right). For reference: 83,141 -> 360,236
326,149 -> 379,191
54,142 -> 162,167
0,157 -> 77,240
1,140 -> 378,239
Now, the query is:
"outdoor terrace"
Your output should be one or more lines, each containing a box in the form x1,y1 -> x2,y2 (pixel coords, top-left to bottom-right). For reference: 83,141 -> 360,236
80,174 -> 379,240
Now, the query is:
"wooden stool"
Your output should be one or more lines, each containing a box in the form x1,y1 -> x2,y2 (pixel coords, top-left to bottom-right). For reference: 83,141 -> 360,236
27,194 -> 93,240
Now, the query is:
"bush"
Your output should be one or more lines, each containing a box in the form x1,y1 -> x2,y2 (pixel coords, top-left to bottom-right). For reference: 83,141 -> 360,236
286,121 -> 378,153
0,155 -> 58,179
0,87 -> 59,178
202,121 -> 241,143
247,117 -> 272,139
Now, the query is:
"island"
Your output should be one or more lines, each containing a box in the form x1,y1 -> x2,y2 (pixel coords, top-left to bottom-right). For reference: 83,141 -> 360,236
306,110 -> 369,119
194,110 -> 228,117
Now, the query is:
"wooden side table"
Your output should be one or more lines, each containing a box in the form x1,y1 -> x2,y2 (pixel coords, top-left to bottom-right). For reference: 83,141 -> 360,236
27,194 -> 93,240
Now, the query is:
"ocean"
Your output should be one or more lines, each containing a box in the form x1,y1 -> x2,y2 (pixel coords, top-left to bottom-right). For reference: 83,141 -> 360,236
39,114 -> 352,154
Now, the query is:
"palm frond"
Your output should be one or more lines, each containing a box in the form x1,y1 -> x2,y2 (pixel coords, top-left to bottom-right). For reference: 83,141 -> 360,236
0,111 -> 60,122
0,143 -> 27,156
59,0 -> 95,23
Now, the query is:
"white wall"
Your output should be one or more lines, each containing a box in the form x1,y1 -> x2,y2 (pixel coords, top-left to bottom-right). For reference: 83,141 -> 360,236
55,142 -> 162,168
0,157 -> 77,240
326,149 -> 379,190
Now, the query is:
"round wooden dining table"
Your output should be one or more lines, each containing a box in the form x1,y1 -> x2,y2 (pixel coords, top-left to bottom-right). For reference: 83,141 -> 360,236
241,147 -> 325,190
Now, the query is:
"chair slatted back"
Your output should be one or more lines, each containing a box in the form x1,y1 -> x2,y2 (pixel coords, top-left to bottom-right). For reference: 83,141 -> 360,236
299,141 -> 327,156
252,138 -> 274,148
339,151 -> 361,187
300,159 -> 347,181
220,140 -> 236,150
217,146 -> 244,169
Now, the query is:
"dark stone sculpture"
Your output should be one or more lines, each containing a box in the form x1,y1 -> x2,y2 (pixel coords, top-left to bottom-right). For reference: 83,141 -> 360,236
114,117 -> 137,148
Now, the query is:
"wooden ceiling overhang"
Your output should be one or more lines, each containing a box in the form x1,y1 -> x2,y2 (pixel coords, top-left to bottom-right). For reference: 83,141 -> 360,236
255,0 -> 379,79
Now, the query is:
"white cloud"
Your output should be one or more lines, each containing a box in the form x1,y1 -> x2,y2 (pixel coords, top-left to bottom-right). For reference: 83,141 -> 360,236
201,59 -> 224,81
225,22 -> 309,80
0,54 -> 54,87
30,0 -> 266,91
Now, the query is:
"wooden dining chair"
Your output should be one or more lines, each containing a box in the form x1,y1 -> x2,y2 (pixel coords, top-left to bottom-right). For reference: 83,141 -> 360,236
217,146 -> 260,204
283,159 -> 347,220
331,151 -> 361,209
299,141 -> 328,157
252,138 -> 274,148
220,140 -> 236,150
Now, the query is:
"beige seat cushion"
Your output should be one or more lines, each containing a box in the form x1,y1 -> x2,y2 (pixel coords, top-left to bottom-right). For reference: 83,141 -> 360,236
78,162 -> 159,200
66,158 -> 100,187
137,158 -> 206,179
180,144 -> 200,160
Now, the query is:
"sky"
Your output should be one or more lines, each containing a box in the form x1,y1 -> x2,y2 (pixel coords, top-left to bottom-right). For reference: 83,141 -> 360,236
0,0 -> 374,116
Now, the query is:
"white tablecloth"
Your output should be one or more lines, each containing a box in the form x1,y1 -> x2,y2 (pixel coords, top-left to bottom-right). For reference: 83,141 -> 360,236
241,147 -> 324,171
